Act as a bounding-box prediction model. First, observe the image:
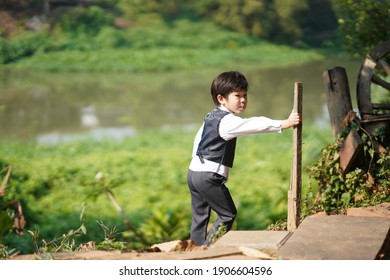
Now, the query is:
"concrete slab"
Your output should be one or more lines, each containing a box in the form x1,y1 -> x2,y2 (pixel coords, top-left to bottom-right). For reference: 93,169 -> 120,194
10,231 -> 288,260
12,218 -> 389,260
212,230 -> 290,259
278,215 -> 390,260
347,203 -> 390,217
54,246 -> 246,260
212,230 -> 289,250
108,246 -> 273,260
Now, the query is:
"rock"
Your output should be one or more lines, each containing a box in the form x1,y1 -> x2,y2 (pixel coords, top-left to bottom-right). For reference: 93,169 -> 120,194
238,246 -> 275,259
170,240 -> 207,252
151,240 -> 182,252
150,239 -> 207,252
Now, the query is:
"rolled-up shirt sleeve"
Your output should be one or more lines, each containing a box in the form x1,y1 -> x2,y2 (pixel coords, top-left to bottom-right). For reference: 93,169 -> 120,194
219,114 -> 283,141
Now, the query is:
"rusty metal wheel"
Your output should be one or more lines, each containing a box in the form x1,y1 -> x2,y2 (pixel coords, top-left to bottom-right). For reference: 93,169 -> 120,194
356,41 -> 390,147
357,40 -> 390,121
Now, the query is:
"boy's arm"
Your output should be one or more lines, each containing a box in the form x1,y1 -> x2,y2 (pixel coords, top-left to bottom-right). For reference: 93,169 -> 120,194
281,110 -> 301,130
219,114 -> 283,140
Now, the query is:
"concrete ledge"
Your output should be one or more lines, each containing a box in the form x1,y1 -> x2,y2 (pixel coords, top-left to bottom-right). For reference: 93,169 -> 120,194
279,215 -> 390,260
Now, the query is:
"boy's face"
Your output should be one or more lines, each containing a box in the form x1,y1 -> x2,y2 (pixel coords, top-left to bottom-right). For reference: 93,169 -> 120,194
218,91 -> 247,114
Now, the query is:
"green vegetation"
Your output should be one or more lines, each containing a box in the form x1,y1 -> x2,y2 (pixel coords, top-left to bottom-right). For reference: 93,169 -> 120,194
0,166 -> 18,258
1,0 -> 337,45
331,0 -> 390,57
0,19 -> 324,72
1,126 -> 330,255
305,122 -> 390,215
1,0 -> 388,69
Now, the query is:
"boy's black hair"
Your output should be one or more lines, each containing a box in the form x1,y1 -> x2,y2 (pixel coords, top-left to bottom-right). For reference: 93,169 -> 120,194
210,71 -> 248,106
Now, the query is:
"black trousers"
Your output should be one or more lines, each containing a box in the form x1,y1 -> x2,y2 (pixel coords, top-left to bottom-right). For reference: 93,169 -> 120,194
187,170 -> 237,246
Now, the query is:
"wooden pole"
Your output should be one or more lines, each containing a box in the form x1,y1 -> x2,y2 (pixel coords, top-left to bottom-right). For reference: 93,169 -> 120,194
287,82 -> 302,232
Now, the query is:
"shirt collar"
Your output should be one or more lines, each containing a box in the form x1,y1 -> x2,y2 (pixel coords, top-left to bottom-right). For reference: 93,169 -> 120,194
218,105 -> 232,113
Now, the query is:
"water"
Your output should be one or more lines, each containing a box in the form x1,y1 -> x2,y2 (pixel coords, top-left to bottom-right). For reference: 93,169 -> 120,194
0,58 -> 361,144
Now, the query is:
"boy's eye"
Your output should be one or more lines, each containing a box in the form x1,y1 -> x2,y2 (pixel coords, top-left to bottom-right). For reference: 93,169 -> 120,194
231,91 -> 247,99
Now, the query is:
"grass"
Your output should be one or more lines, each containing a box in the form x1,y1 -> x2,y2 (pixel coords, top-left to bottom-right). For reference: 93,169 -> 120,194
12,45 -> 324,73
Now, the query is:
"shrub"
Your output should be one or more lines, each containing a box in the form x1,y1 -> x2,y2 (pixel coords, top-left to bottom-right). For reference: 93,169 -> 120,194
57,6 -> 113,36
0,31 -> 49,63
305,124 -> 390,215
95,26 -> 128,49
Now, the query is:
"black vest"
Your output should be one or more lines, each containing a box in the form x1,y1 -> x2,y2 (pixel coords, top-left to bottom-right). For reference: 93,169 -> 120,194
196,108 -> 237,168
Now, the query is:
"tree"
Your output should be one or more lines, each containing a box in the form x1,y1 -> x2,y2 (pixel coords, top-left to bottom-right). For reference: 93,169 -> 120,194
0,0 -> 30,9
190,0 -> 309,44
57,5 -> 113,36
331,0 -> 390,56
273,0 -> 308,43
117,0 -> 182,25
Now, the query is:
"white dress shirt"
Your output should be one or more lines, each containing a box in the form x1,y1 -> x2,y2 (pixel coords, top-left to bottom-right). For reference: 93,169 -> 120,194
189,106 -> 283,178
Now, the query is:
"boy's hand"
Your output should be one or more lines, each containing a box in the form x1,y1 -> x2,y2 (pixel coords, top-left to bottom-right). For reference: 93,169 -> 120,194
282,110 -> 301,130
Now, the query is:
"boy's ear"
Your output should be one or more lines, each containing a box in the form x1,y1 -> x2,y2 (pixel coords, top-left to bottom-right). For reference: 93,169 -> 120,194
217,94 -> 225,104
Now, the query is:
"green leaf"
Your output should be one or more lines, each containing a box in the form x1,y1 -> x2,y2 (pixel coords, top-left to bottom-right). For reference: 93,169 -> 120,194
333,151 -> 339,161
80,224 -> 87,235
80,203 -> 87,222
0,211 -> 13,236
341,192 -> 351,207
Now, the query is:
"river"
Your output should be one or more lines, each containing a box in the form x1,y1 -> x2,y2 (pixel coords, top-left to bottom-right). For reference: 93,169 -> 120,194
0,57 -> 361,144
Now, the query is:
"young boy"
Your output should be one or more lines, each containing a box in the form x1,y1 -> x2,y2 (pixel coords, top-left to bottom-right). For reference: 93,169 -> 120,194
187,71 -> 301,246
